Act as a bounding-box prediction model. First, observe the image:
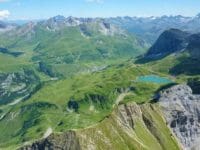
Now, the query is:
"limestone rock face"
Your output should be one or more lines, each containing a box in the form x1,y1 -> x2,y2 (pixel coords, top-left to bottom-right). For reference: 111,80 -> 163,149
159,84 -> 200,150
20,131 -> 81,150
20,102 -> 180,150
0,70 -> 40,105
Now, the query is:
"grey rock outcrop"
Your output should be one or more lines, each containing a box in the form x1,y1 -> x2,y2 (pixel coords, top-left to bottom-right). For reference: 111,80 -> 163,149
20,131 -> 81,150
159,84 -> 200,150
0,70 -> 40,105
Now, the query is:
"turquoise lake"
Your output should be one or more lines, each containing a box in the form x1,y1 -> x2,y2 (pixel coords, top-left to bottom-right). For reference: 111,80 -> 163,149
137,75 -> 172,84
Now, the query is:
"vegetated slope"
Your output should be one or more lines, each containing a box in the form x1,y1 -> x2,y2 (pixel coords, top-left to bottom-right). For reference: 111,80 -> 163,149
0,63 -> 176,149
20,102 -> 180,150
1,16 -> 198,150
0,69 -> 41,105
134,30 -> 200,150
136,28 -> 200,76
0,16 -> 146,77
0,16 -> 147,109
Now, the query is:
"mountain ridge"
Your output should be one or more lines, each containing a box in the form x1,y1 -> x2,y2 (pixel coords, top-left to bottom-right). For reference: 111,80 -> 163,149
3,12 -> 200,44
20,102 -> 180,150
1,13 -> 200,150
136,28 -> 200,77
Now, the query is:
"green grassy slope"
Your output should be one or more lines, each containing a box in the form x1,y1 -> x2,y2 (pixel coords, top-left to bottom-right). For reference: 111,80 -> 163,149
138,51 -> 200,87
0,21 -> 146,77
19,102 -> 180,150
0,20 -> 147,114
0,62 -> 177,149
77,103 -> 180,150
0,21 -> 183,150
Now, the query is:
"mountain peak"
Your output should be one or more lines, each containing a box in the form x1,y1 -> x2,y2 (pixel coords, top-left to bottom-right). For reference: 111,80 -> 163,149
0,21 -> 7,29
146,28 -> 190,58
196,13 -> 200,18
52,15 -> 66,21
165,28 -> 189,37
0,21 -> 17,32
41,15 -> 82,30
144,28 -> 200,61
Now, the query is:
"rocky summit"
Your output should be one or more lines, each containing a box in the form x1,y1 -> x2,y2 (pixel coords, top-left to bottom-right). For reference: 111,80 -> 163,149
159,85 -> 200,150
146,29 -> 190,58
145,29 -> 200,59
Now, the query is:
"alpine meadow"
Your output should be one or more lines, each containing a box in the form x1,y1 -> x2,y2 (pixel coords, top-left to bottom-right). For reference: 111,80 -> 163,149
0,0 -> 200,150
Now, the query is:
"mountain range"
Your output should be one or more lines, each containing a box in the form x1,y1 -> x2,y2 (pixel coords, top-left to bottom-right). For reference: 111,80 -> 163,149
0,14 -> 200,150
3,13 -> 200,44
0,16 -> 146,77
107,13 -> 200,44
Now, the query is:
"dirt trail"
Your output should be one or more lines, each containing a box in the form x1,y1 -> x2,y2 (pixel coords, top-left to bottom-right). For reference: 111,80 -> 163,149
43,127 -> 53,138
114,92 -> 132,107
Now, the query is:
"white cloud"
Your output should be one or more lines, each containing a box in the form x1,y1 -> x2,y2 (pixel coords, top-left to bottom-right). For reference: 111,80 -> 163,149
0,10 -> 10,19
0,0 -> 9,2
86,0 -> 104,4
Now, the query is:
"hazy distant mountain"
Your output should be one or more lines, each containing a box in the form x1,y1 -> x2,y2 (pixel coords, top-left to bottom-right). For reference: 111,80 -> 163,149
0,21 -> 16,32
4,13 -> 200,44
7,19 -> 41,25
107,13 -> 200,44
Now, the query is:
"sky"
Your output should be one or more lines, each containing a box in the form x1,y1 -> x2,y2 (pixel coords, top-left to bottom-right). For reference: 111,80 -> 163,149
0,0 -> 200,20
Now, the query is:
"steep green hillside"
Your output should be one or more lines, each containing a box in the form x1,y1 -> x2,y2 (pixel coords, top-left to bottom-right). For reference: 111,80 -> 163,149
76,103 -> 179,150
0,63 -> 176,149
136,29 -> 200,80
0,21 -> 190,150
0,18 -> 147,109
0,18 -> 145,77
20,102 -> 180,150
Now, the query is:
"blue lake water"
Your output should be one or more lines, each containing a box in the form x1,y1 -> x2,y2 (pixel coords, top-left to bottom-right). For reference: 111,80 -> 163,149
137,75 -> 172,84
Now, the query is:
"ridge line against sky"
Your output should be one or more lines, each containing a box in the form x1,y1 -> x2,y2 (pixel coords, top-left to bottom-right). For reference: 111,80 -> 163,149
0,0 -> 200,20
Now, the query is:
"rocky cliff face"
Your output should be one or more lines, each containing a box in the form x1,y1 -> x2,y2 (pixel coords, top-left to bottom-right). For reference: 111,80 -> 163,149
0,70 -> 40,105
20,102 -> 179,150
20,131 -> 81,150
20,84 -> 200,150
37,16 -> 123,36
159,84 -> 200,150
